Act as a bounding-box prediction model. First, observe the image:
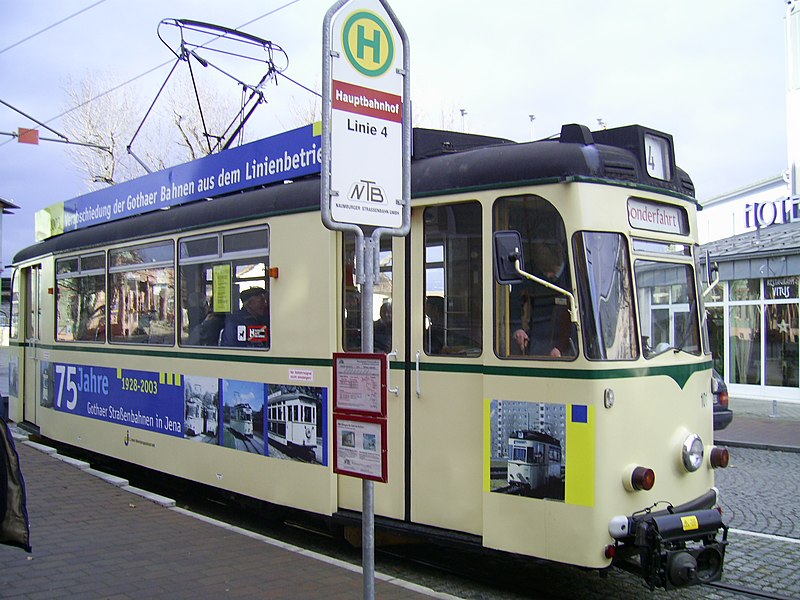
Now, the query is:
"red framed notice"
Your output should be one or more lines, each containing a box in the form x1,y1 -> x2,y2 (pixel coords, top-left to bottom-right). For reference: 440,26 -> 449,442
333,352 -> 387,417
333,414 -> 388,483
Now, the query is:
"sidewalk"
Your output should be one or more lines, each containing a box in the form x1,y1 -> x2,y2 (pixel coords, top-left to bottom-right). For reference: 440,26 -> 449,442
715,396 -> 800,453
0,430 -> 451,600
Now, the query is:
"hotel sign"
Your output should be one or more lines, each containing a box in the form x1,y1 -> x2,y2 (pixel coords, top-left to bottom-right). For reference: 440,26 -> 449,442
745,196 -> 800,230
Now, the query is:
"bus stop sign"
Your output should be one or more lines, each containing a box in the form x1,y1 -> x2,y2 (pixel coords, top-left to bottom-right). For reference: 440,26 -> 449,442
323,0 -> 408,230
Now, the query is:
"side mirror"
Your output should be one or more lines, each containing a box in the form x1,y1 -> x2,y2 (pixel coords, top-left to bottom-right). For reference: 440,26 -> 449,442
707,261 -> 719,288
493,231 -> 525,285
702,250 -> 720,298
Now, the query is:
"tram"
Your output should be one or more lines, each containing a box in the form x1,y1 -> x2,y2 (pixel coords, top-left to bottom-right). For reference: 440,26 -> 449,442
8,121 -> 730,590
266,391 -> 318,460
229,403 -> 254,438
184,397 -> 203,437
506,430 -> 563,494
184,382 -> 219,438
204,403 -> 218,437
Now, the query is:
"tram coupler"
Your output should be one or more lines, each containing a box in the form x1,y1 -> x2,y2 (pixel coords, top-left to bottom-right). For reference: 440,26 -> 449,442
609,505 -> 728,590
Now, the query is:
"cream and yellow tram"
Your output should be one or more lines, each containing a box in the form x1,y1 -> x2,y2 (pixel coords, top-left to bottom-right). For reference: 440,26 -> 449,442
7,122 -> 729,590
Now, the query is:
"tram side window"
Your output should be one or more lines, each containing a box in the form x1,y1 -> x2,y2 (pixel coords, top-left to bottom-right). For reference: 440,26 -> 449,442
56,253 -> 106,342
109,241 -> 175,345
494,195 -> 577,359
178,227 -> 269,349
423,202 -> 482,356
572,232 -> 638,360
342,234 -> 393,352
9,270 -> 19,340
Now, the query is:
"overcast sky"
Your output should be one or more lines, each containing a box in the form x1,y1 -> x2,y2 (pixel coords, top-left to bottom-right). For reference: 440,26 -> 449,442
0,0 -> 790,266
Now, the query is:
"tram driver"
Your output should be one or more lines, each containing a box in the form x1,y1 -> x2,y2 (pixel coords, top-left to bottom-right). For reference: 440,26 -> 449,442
511,242 -> 576,358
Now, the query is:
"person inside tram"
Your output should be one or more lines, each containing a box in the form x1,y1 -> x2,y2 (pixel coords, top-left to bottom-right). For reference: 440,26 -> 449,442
425,295 -> 445,354
373,301 -> 392,353
511,242 -> 576,358
220,287 -> 269,347
188,309 -> 225,346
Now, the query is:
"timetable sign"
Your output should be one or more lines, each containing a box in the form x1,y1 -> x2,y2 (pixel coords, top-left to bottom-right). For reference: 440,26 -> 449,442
333,352 -> 387,417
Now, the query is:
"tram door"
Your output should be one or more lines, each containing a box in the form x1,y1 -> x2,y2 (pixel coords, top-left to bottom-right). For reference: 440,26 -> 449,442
21,265 -> 42,426
339,234 -> 408,521
405,201 -> 484,534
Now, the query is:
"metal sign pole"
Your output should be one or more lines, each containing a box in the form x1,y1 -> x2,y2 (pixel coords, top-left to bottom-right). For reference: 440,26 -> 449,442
322,1 -> 409,597
360,237 -> 376,599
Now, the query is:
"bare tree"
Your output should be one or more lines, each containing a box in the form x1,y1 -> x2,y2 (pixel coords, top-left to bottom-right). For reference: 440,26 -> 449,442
61,72 -> 145,189
162,69 -> 249,162
280,78 -> 321,131
61,69 -> 252,189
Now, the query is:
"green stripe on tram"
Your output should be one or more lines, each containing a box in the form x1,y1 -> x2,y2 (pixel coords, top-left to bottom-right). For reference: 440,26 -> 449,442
16,341 -> 711,388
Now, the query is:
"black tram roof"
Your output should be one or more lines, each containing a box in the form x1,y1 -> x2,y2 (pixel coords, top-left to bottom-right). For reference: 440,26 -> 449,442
510,430 -> 561,446
14,123 -> 695,263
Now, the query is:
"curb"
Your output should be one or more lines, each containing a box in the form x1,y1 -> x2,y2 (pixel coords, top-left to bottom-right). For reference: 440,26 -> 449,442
714,439 -> 800,454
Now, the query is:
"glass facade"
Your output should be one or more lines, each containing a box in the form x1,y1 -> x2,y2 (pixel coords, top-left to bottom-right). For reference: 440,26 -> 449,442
706,276 -> 799,395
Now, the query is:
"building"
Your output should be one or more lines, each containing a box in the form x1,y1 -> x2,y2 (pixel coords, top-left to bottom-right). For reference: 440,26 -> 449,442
698,181 -> 800,402
0,197 -> 19,339
694,0 -> 800,402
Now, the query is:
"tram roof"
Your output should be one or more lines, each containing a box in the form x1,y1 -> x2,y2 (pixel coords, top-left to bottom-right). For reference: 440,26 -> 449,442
14,123 -> 695,263
267,392 -> 316,405
510,430 -> 561,446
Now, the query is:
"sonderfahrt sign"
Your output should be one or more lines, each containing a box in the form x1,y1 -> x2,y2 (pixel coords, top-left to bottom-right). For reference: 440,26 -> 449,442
324,0 -> 407,229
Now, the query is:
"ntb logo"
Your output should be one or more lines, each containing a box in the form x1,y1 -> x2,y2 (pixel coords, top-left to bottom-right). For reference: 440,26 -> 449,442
348,179 -> 386,203
341,10 -> 394,77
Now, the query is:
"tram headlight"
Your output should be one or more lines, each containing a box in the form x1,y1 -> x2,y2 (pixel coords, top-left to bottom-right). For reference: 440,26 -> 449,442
681,434 -> 704,472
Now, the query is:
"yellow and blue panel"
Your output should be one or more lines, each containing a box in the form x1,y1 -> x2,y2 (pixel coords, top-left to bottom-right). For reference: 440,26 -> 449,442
485,399 -> 594,506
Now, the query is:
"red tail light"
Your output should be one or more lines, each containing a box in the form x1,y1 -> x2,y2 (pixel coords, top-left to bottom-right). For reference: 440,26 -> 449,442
710,446 -> 730,469
631,466 -> 656,491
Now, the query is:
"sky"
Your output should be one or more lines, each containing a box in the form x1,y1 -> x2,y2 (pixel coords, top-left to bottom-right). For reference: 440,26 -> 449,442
0,0 -> 791,268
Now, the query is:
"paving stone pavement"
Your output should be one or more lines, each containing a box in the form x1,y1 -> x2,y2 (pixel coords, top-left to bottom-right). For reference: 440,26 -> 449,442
715,446 -> 800,538
0,439 -> 447,600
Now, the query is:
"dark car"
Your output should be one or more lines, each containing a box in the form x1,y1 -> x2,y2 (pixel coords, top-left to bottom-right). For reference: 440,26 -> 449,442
712,370 -> 733,430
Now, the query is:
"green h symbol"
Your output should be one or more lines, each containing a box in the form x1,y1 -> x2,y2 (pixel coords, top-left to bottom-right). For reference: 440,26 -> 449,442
356,24 -> 381,63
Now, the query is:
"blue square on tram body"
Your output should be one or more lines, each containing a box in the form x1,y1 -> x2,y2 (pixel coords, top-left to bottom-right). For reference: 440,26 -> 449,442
571,404 -> 588,423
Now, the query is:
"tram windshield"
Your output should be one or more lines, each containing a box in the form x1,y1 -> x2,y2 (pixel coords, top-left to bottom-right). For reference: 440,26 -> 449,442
573,232 -> 638,360
573,232 -> 701,360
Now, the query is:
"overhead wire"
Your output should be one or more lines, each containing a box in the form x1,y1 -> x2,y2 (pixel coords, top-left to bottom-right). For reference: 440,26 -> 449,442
37,0 -> 304,127
0,0 -> 109,55
0,0 -> 305,149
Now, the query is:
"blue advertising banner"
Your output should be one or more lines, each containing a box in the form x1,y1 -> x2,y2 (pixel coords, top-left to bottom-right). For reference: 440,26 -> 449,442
36,123 -> 322,240
47,361 -> 329,465
52,363 -> 185,438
